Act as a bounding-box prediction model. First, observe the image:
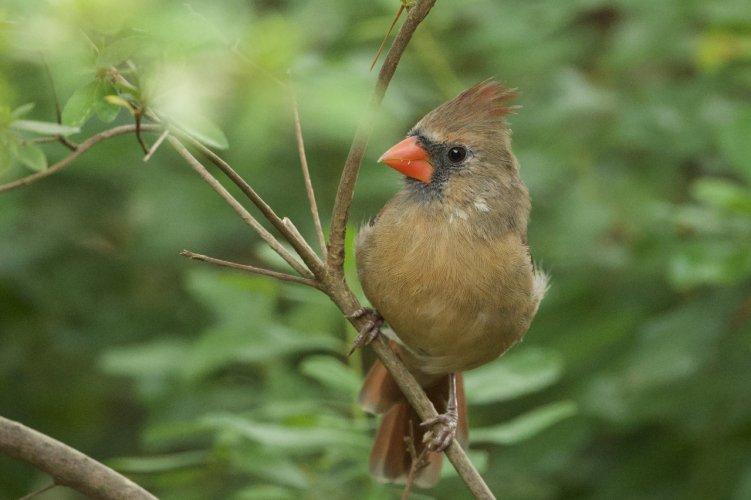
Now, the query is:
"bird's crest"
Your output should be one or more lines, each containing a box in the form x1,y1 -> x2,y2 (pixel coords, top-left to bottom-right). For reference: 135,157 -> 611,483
417,79 -> 519,136
453,79 -> 519,117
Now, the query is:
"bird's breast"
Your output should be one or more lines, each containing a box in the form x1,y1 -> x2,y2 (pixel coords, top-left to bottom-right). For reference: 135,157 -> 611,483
356,202 -> 537,376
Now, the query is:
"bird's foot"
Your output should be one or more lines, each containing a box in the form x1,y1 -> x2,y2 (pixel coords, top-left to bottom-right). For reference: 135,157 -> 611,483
420,407 -> 458,452
346,307 -> 384,356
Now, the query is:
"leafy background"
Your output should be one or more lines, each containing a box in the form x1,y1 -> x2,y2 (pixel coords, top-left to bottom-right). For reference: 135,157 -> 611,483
1,0 -> 751,498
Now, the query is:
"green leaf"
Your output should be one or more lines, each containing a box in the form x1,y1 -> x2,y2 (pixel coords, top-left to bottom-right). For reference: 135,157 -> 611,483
0,133 -> 13,174
173,114 -> 229,150
718,108 -> 751,183
15,142 -> 47,172
11,120 -> 80,136
108,450 -> 208,473
472,400 -> 578,445
201,413 -> 369,452
62,82 -> 100,127
692,178 -> 751,214
11,103 -> 35,119
299,355 -> 360,396
670,240 -> 751,289
464,347 -> 564,404
232,485 -> 297,500
93,82 -> 122,123
96,36 -> 147,68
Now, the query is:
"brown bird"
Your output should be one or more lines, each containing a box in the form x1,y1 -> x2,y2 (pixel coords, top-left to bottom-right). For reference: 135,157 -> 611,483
354,80 -> 549,487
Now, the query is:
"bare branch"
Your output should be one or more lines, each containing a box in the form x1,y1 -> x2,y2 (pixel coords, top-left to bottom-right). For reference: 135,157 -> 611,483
326,0 -> 437,272
0,124 -> 161,194
167,136 -> 314,279
291,91 -> 327,258
180,250 -> 320,289
0,416 -> 157,500
184,136 -> 325,277
143,128 -> 170,162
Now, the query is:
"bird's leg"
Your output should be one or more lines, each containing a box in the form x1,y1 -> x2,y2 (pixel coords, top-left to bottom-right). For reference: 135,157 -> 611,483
420,372 -> 458,452
346,307 -> 384,356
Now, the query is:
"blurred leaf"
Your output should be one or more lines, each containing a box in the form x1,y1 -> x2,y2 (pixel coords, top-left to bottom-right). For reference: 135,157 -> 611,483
11,102 -> 35,119
15,142 -> 47,172
0,133 -> 13,174
464,347 -> 564,404
472,400 -> 578,445
718,108 -> 751,183
201,413 -> 369,452
299,355 -> 360,396
93,82 -> 123,123
62,81 -> 100,127
100,338 -> 190,378
670,240 -> 751,289
697,31 -> 751,73
692,177 -> 751,214
173,114 -> 229,150
96,35 -> 148,67
231,485 -> 297,500
109,450 -> 208,473
105,95 -> 136,113
10,120 -> 80,136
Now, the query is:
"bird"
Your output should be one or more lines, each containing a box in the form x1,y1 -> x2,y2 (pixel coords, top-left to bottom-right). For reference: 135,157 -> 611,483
353,79 -> 549,488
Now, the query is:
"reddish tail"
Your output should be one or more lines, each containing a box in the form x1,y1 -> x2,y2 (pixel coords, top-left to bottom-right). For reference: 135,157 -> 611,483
359,361 -> 468,488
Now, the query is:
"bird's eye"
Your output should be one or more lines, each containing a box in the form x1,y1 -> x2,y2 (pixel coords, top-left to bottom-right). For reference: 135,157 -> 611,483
447,146 -> 467,163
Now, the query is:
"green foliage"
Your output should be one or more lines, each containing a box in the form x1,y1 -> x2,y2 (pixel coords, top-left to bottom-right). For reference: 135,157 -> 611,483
1,0 -> 750,499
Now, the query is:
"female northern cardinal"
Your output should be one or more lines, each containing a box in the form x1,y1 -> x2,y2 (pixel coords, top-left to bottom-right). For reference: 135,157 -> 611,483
354,80 -> 548,487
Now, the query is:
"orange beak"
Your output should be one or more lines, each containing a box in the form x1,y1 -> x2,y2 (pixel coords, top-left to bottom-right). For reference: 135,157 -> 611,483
378,136 -> 433,183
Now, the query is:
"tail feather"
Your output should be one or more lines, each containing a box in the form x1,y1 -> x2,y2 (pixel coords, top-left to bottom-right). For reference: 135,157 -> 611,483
362,361 -> 468,488
359,358 -> 404,414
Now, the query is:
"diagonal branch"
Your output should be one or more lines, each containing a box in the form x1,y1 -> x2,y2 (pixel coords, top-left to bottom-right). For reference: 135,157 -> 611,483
183,136 -> 325,278
326,0 -> 437,272
0,124 -> 161,194
167,136 -> 314,279
180,250 -> 321,288
291,91 -> 327,259
0,416 -> 157,500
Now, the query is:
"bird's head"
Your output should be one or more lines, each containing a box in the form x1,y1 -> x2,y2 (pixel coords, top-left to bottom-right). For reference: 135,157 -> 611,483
378,79 -> 521,203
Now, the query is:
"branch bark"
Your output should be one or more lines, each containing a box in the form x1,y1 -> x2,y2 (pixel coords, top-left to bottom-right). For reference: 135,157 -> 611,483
0,124 -> 160,194
0,416 -> 157,500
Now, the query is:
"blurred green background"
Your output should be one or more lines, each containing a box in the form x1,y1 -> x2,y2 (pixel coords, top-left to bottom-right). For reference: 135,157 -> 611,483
1,0 -> 751,499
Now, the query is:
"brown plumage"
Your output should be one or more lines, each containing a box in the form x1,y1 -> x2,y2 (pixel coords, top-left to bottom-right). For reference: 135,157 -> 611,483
356,80 -> 548,487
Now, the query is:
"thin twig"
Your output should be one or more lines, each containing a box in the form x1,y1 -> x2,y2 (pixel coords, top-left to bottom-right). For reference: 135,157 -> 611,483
180,250 -> 320,289
134,110 -> 150,154
167,136 -> 314,279
183,135 -> 325,277
144,128 -> 170,162
0,124 -> 161,194
402,423 -> 428,500
371,3 -> 406,72
290,91 -> 327,258
326,0 -> 437,273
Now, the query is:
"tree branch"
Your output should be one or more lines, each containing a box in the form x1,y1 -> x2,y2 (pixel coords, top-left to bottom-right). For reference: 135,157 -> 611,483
0,124 -> 161,194
180,249 -> 321,289
326,0 -> 437,272
184,135 -> 325,278
167,135 -> 314,279
0,416 -> 157,500
291,91 -> 327,259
